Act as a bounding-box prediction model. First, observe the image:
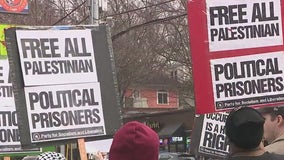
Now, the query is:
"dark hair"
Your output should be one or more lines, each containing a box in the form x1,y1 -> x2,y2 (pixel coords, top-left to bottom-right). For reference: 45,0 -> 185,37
225,107 -> 264,149
258,106 -> 284,120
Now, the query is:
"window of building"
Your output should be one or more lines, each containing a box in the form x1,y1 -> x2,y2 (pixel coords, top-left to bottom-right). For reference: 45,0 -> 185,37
157,90 -> 168,104
132,89 -> 140,100
170,70 -> 178,80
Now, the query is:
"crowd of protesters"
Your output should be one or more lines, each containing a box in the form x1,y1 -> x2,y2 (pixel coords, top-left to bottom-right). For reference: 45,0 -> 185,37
18,106 -> 284,160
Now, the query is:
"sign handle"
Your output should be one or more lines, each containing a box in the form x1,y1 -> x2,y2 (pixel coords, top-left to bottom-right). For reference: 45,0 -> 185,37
77,138 -> 88,160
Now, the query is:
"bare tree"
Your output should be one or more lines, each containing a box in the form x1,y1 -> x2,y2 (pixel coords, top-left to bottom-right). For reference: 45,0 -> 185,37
0,0 -> 194,108
107,0 -> 193,107
0,0 -> 89,25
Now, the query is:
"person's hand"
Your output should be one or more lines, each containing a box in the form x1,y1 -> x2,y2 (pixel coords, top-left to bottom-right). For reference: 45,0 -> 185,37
94,151 -> 106,160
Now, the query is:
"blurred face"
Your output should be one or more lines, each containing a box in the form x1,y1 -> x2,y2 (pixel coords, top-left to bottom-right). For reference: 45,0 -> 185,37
262,113 -> 278,144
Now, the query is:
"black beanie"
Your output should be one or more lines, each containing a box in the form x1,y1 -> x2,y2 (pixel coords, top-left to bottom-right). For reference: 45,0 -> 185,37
225,107 -> 265,149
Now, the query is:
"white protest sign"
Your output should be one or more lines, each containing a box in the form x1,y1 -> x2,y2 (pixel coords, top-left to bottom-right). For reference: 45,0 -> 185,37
0,107 -> 41,153
0,59 -> 18,150
85,139 -> 113,153
24,83 -> 105,143
0,59 -> 42,153
0,59 -> 14,107
199,113 -> 229,157
207,0 -> 283,51
211,51 -> 284,110
16,29 -> 98,86
0,107 -> 19,147
5,26 -> 122,146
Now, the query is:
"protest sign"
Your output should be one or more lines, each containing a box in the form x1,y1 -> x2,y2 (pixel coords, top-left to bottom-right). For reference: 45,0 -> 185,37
187,0 -> 284,114
25,83 -> 104,143
16,29 -> 98,86
0,107 -> 41,154
5,25 -> 121,147
0,58 -> 42,154
211,52 -> 284,110
190,113 -> 229,158
0,59 -> 13,107
207,0 -> 282,51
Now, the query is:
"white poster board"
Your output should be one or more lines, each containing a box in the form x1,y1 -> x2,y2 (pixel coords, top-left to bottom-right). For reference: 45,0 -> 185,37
16,30 -> 98,86
211,51 -> 284,110
199,113 -> 229,157
207,0 -> 283,51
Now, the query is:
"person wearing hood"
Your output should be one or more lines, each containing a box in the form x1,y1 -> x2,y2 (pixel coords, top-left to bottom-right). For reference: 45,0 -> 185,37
95,121 -> 159,160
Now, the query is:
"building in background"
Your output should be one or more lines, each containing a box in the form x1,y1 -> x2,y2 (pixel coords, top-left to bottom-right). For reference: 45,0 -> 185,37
122,71 -> 195,153
123,109 -> 195,153
123,71 -> 192,113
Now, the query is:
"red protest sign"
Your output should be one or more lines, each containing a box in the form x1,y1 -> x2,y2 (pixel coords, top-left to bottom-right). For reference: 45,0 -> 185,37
188,0 -> 284,114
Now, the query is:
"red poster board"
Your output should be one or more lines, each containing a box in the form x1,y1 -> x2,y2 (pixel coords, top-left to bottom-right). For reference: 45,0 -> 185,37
188,0 -> 284,114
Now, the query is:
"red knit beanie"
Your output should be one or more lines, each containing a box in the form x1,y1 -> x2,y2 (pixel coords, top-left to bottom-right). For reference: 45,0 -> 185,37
109,121 -> 159,160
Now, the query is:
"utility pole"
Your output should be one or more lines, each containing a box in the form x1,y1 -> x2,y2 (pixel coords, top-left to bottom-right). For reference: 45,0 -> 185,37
89,0 -> 99,25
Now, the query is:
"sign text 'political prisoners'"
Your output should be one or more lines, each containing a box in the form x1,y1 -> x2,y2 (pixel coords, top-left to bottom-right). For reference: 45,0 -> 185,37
27,87 -> 101,129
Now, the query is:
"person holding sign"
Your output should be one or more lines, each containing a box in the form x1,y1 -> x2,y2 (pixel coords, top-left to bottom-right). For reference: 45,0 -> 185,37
225,107 -> 284,160
258,106 -> 284,155
94,151 -> 108,160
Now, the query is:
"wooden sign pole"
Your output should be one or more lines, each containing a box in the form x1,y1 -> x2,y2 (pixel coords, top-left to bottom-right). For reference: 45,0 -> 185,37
78,138 -> 88,160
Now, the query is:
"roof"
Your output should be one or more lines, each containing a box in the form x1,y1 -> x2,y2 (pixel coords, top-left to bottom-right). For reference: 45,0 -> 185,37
123,108 -> 195,137
158,121 -> 184,138
130,71 -> 180,89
